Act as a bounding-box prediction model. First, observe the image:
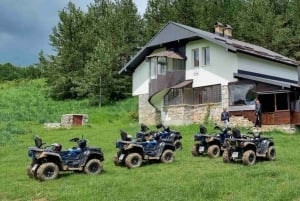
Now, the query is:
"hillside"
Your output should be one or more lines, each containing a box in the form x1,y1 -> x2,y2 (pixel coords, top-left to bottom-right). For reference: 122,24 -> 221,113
0,79 -> 138,144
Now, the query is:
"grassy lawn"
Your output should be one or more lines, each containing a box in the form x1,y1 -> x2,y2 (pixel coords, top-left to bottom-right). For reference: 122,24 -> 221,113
0,80 -> 300,201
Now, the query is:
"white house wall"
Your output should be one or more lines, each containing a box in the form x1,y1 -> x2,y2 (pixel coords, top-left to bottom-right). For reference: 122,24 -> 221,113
185,40 -> 238,87
132,61 -> 149,96
237,54 -> 298,81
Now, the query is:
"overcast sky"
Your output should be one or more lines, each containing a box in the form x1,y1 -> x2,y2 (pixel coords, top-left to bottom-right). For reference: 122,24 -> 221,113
0,0 -> 147,66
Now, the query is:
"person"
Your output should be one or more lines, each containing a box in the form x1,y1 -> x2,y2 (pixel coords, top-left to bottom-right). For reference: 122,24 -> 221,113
255,99 -> 262,127
221,108 -> 230,128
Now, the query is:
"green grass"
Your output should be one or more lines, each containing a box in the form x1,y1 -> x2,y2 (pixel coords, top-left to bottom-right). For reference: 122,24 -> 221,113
1,80 -> 300,201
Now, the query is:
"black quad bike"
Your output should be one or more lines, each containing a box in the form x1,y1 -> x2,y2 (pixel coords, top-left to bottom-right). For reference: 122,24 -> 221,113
27,135 -> 104,181
118,123 -> 183,151
114,130 -> 175,168
155,124 -> 183,151
191,125 -> 231,158
121,123 -> 150,142
222,128 -> 276,165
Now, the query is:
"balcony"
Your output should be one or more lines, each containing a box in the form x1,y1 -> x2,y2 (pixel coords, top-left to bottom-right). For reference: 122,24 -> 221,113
149,70 -> 185,97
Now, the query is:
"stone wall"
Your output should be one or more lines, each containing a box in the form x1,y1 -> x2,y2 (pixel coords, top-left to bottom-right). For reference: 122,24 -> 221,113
163,103 -> 223,125
61,114 -> 88,128
138,94 -> 161,125
162,105 -> 194,125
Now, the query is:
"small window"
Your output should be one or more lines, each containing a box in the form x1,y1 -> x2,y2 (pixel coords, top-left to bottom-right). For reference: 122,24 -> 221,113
150,57 -> 157,79
192,48 -> 199,67
157,57 -> 167,75
202,47 -> 210,66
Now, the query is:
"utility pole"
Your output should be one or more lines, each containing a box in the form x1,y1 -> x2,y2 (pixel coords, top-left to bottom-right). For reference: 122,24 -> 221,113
99,77 -> 102,107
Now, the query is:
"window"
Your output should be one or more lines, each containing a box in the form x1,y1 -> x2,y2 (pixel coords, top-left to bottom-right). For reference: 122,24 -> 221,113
164,84 -> 221,106
229,84 -> 256,106
173,59 -> 185,70
192,48 -> 199,67
202,47 -> 210,65
149,57 -> 157,79
276,93 -> 288,110
157,57 -> 167,75
164,88 -> 182,106
195,84 -> 221,104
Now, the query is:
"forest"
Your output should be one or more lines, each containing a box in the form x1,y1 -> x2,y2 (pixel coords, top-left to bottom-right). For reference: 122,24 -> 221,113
1,0 -> 300,105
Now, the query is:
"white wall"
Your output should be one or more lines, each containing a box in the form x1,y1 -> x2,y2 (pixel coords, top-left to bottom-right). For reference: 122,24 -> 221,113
185,40 -> 238,87
132,61 -> 149,96
237,54 -> 298,81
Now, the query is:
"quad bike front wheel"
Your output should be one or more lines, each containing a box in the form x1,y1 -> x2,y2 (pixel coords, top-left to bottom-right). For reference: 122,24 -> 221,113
113,154 -> 121,166
36,162 -> 59,181
191,144 -> 200,156
207,145 -> 220,158
266,146 -> 276,161
125,153 -> 142,168
84,159 -> 103,175
242,150 -> 256,165
160,149 -> 174,163
222,149 -> 231,163
27,165 -> 35,178
174,140 -> 182,151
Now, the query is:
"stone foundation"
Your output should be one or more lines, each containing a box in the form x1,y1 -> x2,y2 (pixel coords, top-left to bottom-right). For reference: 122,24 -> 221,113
162,103 -> 223,125
138,94 -> 161,125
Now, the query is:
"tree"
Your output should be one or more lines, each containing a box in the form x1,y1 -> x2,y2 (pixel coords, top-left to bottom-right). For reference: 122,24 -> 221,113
143,0 -> 176,41
47,2 -> 92,99
84,0 -> 142,105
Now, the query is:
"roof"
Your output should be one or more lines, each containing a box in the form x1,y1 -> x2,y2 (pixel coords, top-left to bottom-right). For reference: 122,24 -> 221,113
147,50 -> 185,60
171,80 -> 193,88
234,70 -> 299,89
119,21 -> 298,75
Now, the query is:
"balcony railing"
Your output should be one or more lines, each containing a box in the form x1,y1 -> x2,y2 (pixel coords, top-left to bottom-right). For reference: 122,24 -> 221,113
149,70 -> 185,96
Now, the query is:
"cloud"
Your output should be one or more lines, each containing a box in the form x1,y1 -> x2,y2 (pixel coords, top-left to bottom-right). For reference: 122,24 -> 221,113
0,0 -> 146,66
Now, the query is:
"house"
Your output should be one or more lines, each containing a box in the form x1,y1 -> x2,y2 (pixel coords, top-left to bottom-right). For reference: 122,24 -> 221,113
119,21 -> 300,128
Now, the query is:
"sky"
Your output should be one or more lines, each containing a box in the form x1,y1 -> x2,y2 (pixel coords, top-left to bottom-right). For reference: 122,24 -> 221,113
0,0 -> 147,67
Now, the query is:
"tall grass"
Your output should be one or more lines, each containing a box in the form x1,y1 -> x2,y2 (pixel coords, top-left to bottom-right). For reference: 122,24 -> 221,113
0,80 -> 300,201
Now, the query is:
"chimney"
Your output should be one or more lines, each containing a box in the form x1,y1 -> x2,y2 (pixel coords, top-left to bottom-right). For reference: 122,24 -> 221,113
214,22 -> 224,36
224,24 -> 233,39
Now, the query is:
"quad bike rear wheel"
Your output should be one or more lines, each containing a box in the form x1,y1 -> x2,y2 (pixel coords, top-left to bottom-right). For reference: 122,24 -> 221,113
160,149 -> 174,163
242,150 -> 256,166
125,153 -> 142,168
36,162 -> 59,181
174,140 -> 182,151
84,159 -> 103,175
266,146 -> 276,161
207,145 -> 220,158
191,144 -> 200,156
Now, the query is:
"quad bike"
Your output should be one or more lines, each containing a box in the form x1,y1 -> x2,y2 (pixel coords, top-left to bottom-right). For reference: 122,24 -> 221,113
114,130 -> 175,168
155,124 -> 183,151
117,123 -> 183,151
191,124 -> 231,158
27,135 -> 104,181
222,128 -> 276,165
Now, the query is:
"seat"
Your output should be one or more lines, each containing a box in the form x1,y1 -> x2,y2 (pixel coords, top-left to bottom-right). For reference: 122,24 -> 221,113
34,135 -> 45,148
232,128 -> 241,139
120,130 -> 131,141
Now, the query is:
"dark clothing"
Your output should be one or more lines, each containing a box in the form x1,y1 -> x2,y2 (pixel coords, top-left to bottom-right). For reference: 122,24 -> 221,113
221,111 -> 230,122
255,101 -> 262,127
